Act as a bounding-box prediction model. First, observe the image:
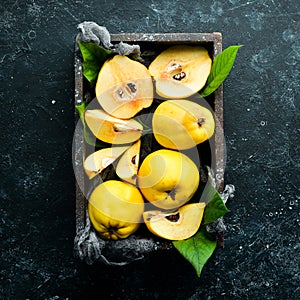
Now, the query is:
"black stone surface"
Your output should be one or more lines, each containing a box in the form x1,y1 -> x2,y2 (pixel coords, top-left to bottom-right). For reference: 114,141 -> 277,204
0,0 -> 299,299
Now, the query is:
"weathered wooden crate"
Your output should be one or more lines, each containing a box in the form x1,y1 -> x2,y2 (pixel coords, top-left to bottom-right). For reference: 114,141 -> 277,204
73,33 -> 224,263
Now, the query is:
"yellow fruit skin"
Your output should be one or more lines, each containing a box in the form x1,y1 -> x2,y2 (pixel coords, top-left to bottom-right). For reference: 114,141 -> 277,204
152,100 -> 215,150
143,203 -> 206,240
88,180 -> 144,240
138,149 -> 199,209
96,55 -> 153,119
149,45 -> 212,98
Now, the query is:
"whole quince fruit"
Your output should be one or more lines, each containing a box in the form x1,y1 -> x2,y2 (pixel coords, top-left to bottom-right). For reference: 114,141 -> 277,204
149,45 -> 212,98
96,55 -> 153,119
152,100 -> 215,150
88,180 -> 144,240
143,203 -> 206,240
138,149 -> 199,209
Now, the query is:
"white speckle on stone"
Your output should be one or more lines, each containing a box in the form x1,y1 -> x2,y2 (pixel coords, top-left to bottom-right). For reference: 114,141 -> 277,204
260,120 -> 266,126
51,100 -> 56,104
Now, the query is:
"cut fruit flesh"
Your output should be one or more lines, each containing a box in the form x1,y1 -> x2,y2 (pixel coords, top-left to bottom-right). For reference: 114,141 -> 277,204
96,55 -> 153,119
84,146 -> 129,179
152,99 -> 215,150
116,140 -> 141,185
149,45 -> 212,98
143,203 -> 206,240
85,109 -> 143,144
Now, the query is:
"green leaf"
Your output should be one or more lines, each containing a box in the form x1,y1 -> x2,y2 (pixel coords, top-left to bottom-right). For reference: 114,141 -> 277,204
76,101 -> 86,124
77,40 -> 114,85
200,45 -> 242,97
173,228 -> 217,277
201,183 -> 230,225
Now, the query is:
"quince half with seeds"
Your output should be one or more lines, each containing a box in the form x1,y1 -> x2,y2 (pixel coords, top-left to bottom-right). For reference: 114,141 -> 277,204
84,146 -> 129,179
88,180 -> 144,240
116,139 -> 141,185
96,55 -> 153,119
152,99 -> 215,150
149,45 -> 212,98
85,109 -> 143,144
143,203 -> 206,240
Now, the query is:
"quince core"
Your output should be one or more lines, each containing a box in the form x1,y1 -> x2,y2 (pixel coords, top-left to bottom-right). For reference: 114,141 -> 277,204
149,45 -> 212,98
96,55 -> 153,119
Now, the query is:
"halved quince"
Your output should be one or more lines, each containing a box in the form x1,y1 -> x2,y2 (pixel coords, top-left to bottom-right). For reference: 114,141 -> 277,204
84,146 -> 129,179
85,109 -> 143,144
149,45 -> 212,98
152,100 -> 215,150
116,140 -> 141,185
96,55 -> 153,119
143,203 -> 206,240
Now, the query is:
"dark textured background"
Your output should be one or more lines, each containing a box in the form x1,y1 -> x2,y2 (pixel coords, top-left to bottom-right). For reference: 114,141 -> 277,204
1,0 -> 299,299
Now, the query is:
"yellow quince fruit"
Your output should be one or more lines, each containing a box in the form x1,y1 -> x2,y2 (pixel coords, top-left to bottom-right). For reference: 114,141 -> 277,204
152,99 -> 215,150
84,146 -> 129,179
85,109 -> 143,144
95,55 -> 153,119
88,180 -> 144,240
143,202 -> 206,240
138,149 -> 199,210
148,45 -> 212,98
116,140 -> 141,185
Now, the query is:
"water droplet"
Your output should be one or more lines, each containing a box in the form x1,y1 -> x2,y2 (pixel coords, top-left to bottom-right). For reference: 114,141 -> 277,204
28,30 -> 36,39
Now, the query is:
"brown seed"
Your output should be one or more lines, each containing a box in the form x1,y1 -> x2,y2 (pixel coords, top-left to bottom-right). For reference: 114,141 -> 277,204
166,213 -> 180,222
173,72 -> 186,81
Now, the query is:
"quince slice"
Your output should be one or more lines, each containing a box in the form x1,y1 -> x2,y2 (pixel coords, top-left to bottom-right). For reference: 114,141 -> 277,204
149,45 -> 212,98
84,146 -> 129,179
143,203 -> 206,240
116,140 -> 141,185
96,55 -> 153,119
85,109 -> 143,144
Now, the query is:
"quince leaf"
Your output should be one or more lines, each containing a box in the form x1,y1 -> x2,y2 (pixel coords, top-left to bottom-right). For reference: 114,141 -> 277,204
200,45 -> 242,97
201,183 -> 230,225
77,40 -> 114,85
173,228 -> 217,277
